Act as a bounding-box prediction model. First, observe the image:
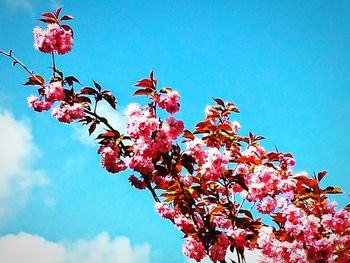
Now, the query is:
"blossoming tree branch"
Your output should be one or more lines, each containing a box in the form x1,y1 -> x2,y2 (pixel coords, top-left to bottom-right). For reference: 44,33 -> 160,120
1,7 -> 349,263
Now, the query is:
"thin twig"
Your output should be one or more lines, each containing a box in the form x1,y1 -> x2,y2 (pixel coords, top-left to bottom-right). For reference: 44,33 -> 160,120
51,52 -> 56,78
0,49 -> 46,88
236,198 -> 245,216
141,173 -> 160,203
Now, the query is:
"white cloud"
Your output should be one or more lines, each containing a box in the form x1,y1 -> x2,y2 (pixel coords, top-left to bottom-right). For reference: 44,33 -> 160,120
4,0 -> 33,11
186,248 -> 261,263
0,233 -> 65,263
0,110 -> 48,223
0,232 -> 151,263
63,232 -> 150,263
73,102 -> 127,146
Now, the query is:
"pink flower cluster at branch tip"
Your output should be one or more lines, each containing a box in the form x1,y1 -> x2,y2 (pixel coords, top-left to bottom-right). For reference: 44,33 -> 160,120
27,95 -> 52,112
34,24 -> 73,55
182,237 -> 206,262
209,233 -> 230,262
156,91 -> 180,114
52,102 -> 85,123
125,101 -> 184,175
98,143 -> 127,173
27,81 -> 65,112
257,202 -> 350,263
44,81 -> 65,102
154,202 -> 176,219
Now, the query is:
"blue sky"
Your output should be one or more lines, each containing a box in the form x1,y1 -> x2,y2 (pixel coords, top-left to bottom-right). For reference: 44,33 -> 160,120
0,0 -> 349,262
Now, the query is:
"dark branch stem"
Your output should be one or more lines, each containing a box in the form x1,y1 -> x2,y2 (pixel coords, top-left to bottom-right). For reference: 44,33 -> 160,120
0,49 -> 46,88
51,52 -> 56,77
175,175 -> 200,229
83,108 -> 119,135
141,173 -> 160,203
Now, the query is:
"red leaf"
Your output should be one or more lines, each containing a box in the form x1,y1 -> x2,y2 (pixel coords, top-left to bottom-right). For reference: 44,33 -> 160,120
39,18 -> 57,24
88,122 -> 97,135
24,75 -> 45,86
102,93 -> 117,109
65,76 -> 81,86
227,103 -> 240,113
183,130 -> 195,140
159,87 -> 172,93
41,12 -> 55,19
61,25 -> 73,34
96,131 -> 116,139
60,15 -> 73,21
80,87 -> 97,95
213,98 -> 225,107
323,186 -> 343,194
135,79 -> 153,88
77,96 -> 91,104
133,88 -> 154,96
55,6 -> 63,17
317,171 -> 327,182
217,124 -> 232,132
93,81 -> 102,91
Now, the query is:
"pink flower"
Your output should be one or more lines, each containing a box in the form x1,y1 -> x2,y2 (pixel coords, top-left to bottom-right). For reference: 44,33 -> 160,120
27,95 -> 52,112
154,130 -> 172,154
127,112 -> 159,139
185,138 -> 207,164
126,103 -> 143,118
128,175 -> 146,189
154,202 -> 176,219
34,24 -> 73,55
212,215 -> 231,229
52,103 -> 85,123
201,147 -> 230,181
231,120 -> 241,134
333,208 -> 350,234
44,81 -> 65,102
209,233 -> 229,262
157,91 -> 180,114
257,198 -> 277,214
126,155 -> 154,174
98,143 -> 127,173
179,174 -> 193,188
182,237 -> 206,262
174,216 -> 195,232
242,145 -> 266,160
227,228 -> 249,247
162,117 -> 184,140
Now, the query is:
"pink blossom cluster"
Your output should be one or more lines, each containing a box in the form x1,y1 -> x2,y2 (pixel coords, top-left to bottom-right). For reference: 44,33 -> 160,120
98,143 -> 127,173
154,202 -> 176,219
156,91 -> 180,114
182,237 -> 206,262
227,228 -> 251,248
51,102 -> 85,123
241,145 -> 266,161
44,81 -> 65,102
34,24 -> 73,55
185,138 -> 207,164
209,233 -> 230,262
200,147 -> 230,181
174,216 -> 196,232
258,203 -> 350,263
125,102 -> 184,176
128,175 -> 146,189
28,81 -> 65,112
27,95 -> 52,112
241,164 -> 296,202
